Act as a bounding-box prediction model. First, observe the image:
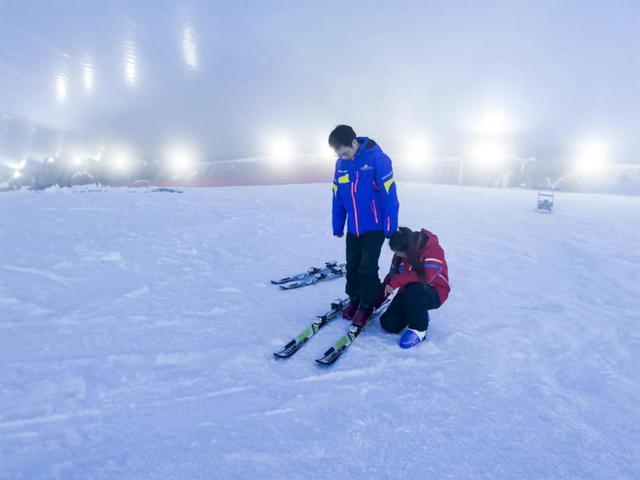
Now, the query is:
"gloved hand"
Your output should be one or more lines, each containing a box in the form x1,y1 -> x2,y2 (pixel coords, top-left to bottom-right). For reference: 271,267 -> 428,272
384,283 -> 395,297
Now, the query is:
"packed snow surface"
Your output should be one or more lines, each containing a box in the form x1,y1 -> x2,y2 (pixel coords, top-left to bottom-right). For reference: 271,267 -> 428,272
1,183 -> 639,479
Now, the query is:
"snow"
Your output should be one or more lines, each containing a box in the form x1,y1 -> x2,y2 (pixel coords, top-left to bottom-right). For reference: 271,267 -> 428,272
1,183 -> 639,479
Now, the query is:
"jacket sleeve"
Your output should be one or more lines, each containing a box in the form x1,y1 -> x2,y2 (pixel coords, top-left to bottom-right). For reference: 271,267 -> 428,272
387,256 -> 444,290
332,164 -> 347,236
373,151 -> 399,237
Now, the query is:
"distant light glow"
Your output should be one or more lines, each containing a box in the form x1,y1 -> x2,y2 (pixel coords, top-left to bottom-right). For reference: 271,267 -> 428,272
268,138 -> 294,166
481,108 -> 508,135
13,170 -> 21,179
163,141 -> 200,176
405,138 -> 431,168
575,141 -> 610,175
471,142 -> 508,167
55,70 -> 68,103
182,22 -> 198,70
319,138 -> 335,159
68,147 -> 93,167
109,146 -> 136,173
82,55 -> 95,94
124,40 -> 138,86
47,156 -> 56,163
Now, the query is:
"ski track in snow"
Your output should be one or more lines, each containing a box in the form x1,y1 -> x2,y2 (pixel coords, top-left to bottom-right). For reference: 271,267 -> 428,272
0,183 -> 639,479
2,265 -> 73,288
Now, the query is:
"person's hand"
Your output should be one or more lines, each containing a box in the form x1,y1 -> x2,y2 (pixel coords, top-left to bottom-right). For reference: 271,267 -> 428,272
334,232 -> 343,238
384,283 -> 395,297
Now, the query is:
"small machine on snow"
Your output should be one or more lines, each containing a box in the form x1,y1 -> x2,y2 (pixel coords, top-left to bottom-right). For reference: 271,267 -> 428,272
537,190 -> 555,213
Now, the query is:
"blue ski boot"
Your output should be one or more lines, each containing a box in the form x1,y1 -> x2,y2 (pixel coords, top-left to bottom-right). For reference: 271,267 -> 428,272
399,328 -> 426,349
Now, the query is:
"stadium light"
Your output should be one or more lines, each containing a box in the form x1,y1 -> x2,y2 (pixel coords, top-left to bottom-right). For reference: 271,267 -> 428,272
405,138 -> 431,168
109,147 -> 136,174
268,137 -> 294,166
163,141 -> 200,176
113,155 -> 129,171
470,142 -> 508,168
320,138 -> 335,160
480,108 -> 509,135
575,141 -> 610,175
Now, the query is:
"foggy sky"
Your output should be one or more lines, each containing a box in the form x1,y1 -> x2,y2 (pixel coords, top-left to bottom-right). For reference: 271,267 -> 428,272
0,0 -> 638,163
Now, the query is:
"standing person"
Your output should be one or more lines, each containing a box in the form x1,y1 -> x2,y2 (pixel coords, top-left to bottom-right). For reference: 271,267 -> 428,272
379,227 -> 450,348
329,124 -> 399,327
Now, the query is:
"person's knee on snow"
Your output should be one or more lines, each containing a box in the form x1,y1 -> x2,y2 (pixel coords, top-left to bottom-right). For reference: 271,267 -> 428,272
400,283 -> 433,332
380,311 -> 406,334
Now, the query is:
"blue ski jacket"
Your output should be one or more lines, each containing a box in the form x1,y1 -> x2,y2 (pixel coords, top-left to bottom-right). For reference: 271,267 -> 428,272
332,137 -> 399,238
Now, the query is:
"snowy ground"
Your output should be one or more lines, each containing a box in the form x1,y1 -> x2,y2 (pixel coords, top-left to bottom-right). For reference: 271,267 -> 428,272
1,183 -> 639,479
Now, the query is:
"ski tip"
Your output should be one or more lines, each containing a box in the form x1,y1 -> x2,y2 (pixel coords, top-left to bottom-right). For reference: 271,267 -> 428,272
315,347 -> 338,365
315,355 -> 338,366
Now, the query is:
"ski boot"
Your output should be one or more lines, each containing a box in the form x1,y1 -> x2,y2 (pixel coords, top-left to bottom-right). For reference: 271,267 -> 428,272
399,328 -> 427,349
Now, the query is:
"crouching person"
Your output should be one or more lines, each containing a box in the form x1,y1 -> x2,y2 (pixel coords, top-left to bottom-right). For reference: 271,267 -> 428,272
379,227 -> 450,348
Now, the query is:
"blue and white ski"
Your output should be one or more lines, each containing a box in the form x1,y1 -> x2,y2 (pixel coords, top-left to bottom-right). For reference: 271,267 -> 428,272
271,261 -> 346,287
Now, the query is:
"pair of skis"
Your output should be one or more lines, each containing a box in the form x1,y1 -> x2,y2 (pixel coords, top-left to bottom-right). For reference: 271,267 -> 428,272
270,261 -> 346,290
273,293 -> 396,365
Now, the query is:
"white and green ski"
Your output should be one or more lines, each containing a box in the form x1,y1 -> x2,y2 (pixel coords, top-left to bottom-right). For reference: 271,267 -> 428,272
315,292 -> 397,365
273,298 -> 349,358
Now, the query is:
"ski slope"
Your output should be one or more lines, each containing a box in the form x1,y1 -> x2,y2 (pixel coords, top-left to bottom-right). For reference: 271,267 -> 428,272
1,183 -> 639,479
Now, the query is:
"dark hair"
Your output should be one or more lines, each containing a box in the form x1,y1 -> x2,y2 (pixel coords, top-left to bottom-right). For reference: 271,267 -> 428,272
328,125 -> 357,149
389,227 -> 424,279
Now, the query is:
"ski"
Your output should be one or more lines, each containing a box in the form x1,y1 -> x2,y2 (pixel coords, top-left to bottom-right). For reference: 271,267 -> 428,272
270,261 -> 344,285
277,264 -> 346,290
273,297 -> 350,358
315,292 -> 396,365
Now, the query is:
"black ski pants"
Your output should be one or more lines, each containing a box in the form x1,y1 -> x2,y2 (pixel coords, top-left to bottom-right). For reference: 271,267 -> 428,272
380,283 -> 441,333
345,230 -> 385,308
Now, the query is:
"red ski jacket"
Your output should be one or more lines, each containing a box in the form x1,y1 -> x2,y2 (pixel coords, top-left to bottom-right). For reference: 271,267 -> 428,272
385,229 -> 450,304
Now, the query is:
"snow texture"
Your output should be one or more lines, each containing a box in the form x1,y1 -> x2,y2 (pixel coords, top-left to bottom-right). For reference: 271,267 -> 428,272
1,183 -> 639,479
